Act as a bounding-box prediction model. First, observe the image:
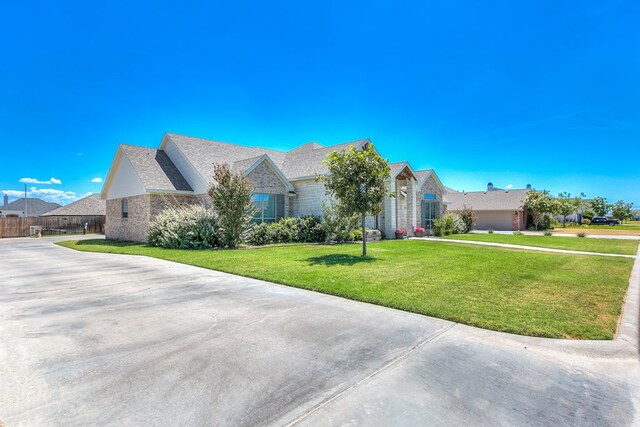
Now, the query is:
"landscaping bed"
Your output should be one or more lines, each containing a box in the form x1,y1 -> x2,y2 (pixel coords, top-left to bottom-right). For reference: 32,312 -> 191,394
58,239 -> 635,340
441,233 -> 639,255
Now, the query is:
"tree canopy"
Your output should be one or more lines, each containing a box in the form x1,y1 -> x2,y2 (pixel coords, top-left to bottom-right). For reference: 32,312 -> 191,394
319,144 -> 391,256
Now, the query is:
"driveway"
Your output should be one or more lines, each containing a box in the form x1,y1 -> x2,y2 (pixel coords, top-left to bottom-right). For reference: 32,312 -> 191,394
1,237 -> 638,426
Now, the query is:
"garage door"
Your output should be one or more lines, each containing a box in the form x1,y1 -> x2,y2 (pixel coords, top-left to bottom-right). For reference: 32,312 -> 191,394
475,211 -> 513,231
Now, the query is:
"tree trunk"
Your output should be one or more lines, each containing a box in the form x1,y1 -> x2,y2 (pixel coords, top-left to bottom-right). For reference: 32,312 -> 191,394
361,215 -> 367,257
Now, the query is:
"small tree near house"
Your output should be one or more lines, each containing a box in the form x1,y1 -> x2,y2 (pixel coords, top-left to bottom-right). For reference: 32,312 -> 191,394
208,163 -> 256,249
590,196 -> 610,217
556,192 -> 579,227
524,190 -> 556,230
611,200 -> 633,223
318,144 -> 391,256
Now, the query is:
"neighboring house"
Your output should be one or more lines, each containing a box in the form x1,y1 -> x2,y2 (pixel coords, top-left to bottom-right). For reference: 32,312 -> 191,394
0,196 -> 61,217
42,194 -> 106,217
633,210 -> 640,221
445,183 -> 529,231
101,132 -> 447,242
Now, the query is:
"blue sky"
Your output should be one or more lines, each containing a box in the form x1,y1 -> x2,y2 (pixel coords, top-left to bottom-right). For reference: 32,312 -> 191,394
1,0 -> 638,207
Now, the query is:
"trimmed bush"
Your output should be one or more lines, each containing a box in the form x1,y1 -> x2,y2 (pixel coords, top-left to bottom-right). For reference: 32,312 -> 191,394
298,216 -> 326,243
148,205 -> 219,249
433,213 -> 464,237
247,216 -> 327,246
247,222 -> 271,246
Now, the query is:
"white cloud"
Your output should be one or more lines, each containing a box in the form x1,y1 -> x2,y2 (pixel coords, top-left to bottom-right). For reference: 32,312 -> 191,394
506,184 -> 514,189
2,187 -> 79,205
19,177 -> 62,185
91,177 -> 103,183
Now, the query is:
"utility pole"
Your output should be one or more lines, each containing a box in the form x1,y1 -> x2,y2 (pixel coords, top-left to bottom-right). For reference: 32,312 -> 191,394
24,183 -> 27,217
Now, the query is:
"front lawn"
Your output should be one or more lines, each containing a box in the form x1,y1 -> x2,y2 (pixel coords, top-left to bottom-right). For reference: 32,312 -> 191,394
57,239 -> 634,340
441,233 -> 639,255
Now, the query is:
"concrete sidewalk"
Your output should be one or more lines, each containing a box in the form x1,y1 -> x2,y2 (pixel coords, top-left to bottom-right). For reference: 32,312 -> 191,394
1,237 -> 639,426
412,236 -> 637,258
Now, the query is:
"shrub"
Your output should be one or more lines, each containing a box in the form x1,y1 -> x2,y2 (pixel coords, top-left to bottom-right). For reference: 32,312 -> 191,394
322,202 -> 360,243
433,213 -> 463,236
488,228 -> 494,234
247,216 -> 328,246
513,230 -> 523,235
269,217 -> 299,243
247,222 -> 271,246
352,228 -> 363,241
577,232 -> 587,238
581,218 -> 591,225
147,205 -> 219,249
582,210 -> 595,221
458,206 -> 477,233
544,231 -> 553,236
298,215 -> 326,243
208,163 -> 256,249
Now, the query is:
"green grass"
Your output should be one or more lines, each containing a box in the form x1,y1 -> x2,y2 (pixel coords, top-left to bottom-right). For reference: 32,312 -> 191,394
579,224 -> 640,231
441,233 -> 639,255
57,239 -> 635,340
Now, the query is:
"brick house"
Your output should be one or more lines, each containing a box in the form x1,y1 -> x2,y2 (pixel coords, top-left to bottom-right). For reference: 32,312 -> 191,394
444,183 -> 529,231
100,133 -> 446,242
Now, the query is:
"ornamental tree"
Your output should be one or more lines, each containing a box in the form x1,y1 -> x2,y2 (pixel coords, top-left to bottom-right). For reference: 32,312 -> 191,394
556,192 -> 579,227
318,144 -> 391,256
208,163 -> 256,248
611,200 -> 633,223
590,196 -> 610,217
524,190 -> 556,230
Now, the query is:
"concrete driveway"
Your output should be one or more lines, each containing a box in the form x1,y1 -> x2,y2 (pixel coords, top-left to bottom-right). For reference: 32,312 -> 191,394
1,237 -> 638,426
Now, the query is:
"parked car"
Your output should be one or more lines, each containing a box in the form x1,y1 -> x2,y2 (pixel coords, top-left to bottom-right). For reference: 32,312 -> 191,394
591,217 -> 620,226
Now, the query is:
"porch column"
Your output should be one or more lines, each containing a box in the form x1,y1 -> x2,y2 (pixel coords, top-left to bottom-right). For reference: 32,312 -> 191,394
406,177 -> 417,236
383,179 -> 396,239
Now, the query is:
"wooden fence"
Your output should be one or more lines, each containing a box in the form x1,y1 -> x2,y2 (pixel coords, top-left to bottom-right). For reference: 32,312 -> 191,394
0,216 -> 105,238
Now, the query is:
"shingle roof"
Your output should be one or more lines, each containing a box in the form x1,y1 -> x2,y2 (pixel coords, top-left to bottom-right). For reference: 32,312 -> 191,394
0,198 -> 61,216
121,145 -> 193,192
445,189 -> 529,211
42,194 -> 105,216
414,169 -> 433,185
166,133 -> 369,181
166,133 -> 288,182
280,139 -> 370,179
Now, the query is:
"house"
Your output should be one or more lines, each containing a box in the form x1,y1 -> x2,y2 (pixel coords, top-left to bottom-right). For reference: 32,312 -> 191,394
41,194 -> 106,234
101,133 -> 447,242
0,195 -> 61,217
42,194 -> 106,217
444,183 -> 529,231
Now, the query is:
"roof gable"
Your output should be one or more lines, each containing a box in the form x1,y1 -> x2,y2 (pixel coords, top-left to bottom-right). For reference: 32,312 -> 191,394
232,154 -> 294,192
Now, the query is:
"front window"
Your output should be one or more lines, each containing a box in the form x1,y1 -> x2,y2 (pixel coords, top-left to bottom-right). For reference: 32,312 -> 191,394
122,199 -> 129,218
421,200 -> 440,230
252,194 -> 285,223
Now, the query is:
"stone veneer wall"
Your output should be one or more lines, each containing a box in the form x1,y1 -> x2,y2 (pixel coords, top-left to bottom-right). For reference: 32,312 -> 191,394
418,175 -> 446,228
246,162 -> 289,216
106,193 -> 201,242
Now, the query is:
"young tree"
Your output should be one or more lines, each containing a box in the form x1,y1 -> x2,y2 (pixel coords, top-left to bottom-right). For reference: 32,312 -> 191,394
319,144 -> 391,256
524,190 -> 556,230
590,196 -> 610,217
556,192 -> 579,227
611,200 -> 633,223
208,163 -> 256,249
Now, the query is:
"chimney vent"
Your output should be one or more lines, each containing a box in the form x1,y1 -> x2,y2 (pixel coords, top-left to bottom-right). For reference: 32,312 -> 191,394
487,182 -> 494,191
3,194 -> 7,207
526,184 -> 532,190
